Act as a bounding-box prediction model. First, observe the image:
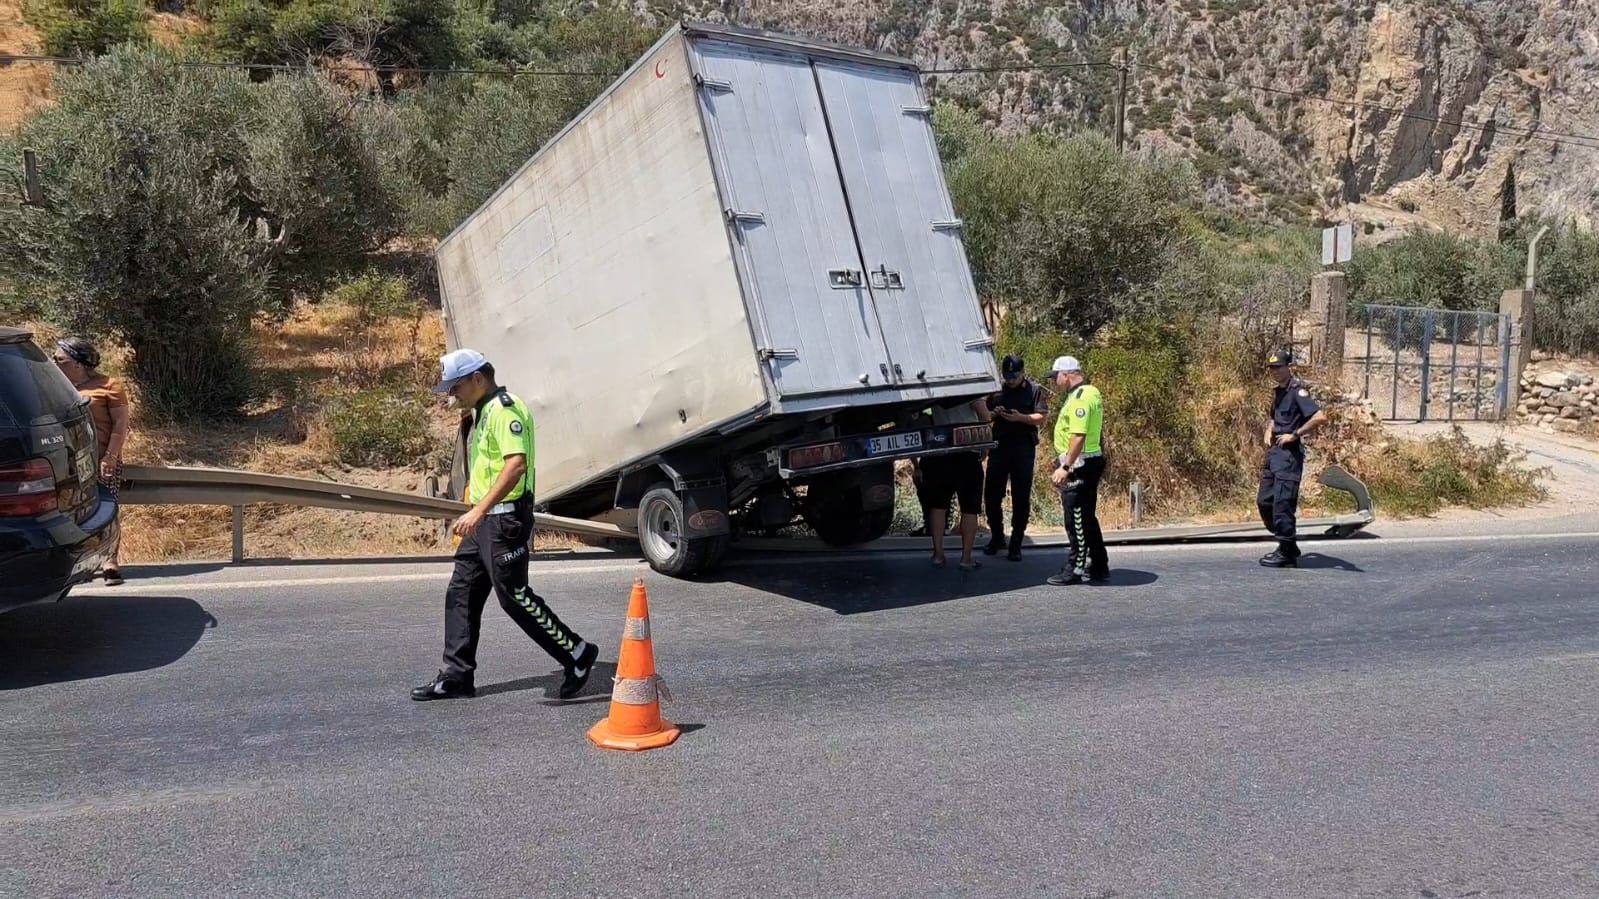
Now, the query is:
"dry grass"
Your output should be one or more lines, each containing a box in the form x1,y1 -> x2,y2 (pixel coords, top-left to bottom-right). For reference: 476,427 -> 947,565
110,300 -> 463,562
0,0 -> 52,130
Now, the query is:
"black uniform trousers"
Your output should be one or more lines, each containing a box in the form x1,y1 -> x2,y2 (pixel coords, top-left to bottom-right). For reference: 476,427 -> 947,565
984,440 -> 1036,549
1257,445 -> 1304,556
1060,455 -> 1108,576
443,497 -> 582,680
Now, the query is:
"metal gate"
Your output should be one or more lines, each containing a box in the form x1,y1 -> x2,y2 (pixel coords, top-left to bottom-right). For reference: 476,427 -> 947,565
1358,305 -> 1513,422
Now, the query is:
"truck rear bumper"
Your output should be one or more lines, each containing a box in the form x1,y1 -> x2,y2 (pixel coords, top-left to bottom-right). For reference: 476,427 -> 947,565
779,424 -> 995,479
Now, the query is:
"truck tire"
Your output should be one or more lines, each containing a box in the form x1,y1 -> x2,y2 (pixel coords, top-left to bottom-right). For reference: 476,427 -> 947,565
637,485 -> 727,577
808,488 -> 894,547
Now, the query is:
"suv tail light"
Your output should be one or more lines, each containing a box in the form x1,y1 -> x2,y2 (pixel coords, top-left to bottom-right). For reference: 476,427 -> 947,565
0,458 -> 58,517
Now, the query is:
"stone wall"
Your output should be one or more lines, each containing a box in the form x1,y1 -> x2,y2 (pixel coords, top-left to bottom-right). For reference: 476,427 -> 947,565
1517,364 -> 1599,434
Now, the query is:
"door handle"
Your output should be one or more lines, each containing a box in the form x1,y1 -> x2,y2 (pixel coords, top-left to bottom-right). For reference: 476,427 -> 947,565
828,268 -> 863,288
869,265 -> 903,290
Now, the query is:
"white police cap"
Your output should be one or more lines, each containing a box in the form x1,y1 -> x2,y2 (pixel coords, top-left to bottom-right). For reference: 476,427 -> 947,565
431,348 -> 489,393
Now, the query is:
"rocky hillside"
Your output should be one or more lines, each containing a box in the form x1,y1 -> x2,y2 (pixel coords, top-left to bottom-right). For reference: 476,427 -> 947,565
665,0 -> 1599,233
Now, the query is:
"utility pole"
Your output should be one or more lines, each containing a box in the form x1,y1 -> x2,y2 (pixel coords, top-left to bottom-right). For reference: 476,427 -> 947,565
1114,48 -> 1128,153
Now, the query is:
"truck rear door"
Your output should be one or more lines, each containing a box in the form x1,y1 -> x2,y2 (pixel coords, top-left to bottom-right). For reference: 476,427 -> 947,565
693,41 -> 894,399
812,61 -> 995,387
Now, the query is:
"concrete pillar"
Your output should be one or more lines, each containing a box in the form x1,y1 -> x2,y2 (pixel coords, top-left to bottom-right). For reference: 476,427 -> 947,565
1500,288 -> 1534,400
1309,272 -> 1347,373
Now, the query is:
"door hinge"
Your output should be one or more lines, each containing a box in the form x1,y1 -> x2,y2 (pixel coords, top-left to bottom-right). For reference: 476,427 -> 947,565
695,74 -> 734,92
931,219 -> 964,232
964,336 -> 996,349
758,347 -> 799,362
901,105 -> 933,116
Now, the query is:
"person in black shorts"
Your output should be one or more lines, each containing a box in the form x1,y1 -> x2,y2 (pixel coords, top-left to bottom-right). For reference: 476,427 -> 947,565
914,398 -> 991,570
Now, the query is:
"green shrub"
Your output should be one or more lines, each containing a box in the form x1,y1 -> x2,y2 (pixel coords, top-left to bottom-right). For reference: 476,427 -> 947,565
0,46 -> 268,421
22,0 -> 149,58
940,112 -> 1197,338
321,387 -> 434,466
248,73 -> 405,296
1350,427 -> 1545,517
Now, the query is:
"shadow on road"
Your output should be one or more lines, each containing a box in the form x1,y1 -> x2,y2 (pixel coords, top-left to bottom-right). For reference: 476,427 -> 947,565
478,661 -> 619,705
1296,553 -> 1364,572
712,556 -> 1159,614
0,595 -> 215,690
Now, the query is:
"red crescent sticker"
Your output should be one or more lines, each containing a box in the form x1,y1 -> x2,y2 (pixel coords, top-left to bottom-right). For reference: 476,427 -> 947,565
654,59 -> 666,79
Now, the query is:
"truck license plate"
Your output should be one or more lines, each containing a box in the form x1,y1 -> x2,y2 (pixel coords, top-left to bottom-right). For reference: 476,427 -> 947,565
867,432 -> 923,456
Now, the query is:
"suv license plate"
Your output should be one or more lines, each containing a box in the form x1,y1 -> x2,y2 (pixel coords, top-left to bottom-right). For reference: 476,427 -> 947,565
867,432 -> 923,456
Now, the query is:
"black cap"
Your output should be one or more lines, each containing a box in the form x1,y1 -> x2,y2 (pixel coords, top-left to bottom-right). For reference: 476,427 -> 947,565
1001,354 -> 1024,376
1265,348 -> 1293,368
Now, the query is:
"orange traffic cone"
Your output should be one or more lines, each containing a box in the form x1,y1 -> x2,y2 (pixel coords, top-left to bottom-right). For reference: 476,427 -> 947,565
587,578 -> 680,752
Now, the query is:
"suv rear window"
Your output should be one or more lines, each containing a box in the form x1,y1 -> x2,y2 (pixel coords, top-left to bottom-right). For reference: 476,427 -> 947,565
0,340 -> 88,428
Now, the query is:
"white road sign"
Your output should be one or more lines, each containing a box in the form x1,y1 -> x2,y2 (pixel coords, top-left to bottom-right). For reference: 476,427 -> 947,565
1321,222 -> 1354,266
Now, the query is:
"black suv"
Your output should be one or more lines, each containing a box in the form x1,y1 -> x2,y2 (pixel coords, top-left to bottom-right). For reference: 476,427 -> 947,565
0,326 -> 119,612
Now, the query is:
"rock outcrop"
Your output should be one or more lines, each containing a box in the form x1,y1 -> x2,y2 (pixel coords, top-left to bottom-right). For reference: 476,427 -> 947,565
668,0 -> 1599,231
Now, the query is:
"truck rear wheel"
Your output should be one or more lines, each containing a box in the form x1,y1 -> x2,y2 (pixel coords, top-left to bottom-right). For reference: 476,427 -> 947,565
637,485 -> 728,577
807,479 -> 894,547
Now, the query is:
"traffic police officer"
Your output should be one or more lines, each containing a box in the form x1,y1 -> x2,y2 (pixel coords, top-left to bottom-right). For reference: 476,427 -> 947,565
983,354 -> 1048,560
1258,349 -> 1329,568
1045,356 -> 1109,586
412,349 -> 599,701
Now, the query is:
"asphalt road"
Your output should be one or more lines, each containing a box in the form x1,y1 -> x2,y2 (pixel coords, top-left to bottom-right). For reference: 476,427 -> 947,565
4,533 -> 1598,898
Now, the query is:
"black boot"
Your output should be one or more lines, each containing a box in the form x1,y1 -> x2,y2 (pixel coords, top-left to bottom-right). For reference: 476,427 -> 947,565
411,670 -> 475,701
984,533 -> 1006,556
1007,534 -> 1024,562
1259,550 -> 1298,569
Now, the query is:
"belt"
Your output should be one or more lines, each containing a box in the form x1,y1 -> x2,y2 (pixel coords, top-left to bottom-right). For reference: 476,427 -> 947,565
487,501 -> 519,515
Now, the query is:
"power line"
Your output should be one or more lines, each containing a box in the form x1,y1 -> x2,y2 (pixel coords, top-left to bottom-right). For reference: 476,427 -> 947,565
1136,61 -> 1599,149
0,52 -> 614,78
8,47 -> 1597,149
924,60 -> 1110,75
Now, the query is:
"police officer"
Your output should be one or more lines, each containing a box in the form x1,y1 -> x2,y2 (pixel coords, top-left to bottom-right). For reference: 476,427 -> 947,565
1045,356 -> 1109,586
983,355 -> 1047,561
1258,349 -> 1329,568
412,349 -> 599,701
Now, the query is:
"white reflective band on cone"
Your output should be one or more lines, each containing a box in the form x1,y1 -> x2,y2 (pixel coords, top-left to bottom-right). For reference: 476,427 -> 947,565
623,616 -> 650,640
612,675 -> 659,706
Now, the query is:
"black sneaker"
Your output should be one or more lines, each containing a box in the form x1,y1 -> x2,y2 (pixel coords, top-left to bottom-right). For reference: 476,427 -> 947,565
984,536 -> 1005,556
1259,550 -> 1298,569
1046,568 -> 1085,586
411,670 -> 474,701
559,642 -> 600,700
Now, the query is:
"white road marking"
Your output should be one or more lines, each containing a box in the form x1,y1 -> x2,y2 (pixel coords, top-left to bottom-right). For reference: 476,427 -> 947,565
66,530 -> 1599,596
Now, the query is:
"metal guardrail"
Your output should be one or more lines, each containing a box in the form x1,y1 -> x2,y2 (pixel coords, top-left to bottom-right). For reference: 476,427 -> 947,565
119,465 -> 631,562
118,463 -> 1374,564
742,465 -> 1376,553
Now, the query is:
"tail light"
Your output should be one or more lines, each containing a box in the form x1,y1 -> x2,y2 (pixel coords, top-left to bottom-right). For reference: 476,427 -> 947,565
953,424 -> 992,446
0,458 -> 58,517
788,442 -> 845,469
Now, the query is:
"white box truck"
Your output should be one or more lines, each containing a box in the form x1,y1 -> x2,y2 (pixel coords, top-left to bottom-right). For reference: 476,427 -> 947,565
435,22 -> 1000,576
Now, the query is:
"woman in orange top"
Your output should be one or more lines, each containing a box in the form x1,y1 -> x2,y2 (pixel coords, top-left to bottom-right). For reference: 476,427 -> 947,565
54,337 -> 131,585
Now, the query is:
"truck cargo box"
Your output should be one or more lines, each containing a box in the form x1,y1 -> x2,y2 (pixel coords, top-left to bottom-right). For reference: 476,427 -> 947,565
436,23 -> 999,509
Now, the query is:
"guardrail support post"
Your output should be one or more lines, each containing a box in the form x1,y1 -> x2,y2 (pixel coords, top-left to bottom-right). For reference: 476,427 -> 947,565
231,505 -> 245,564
